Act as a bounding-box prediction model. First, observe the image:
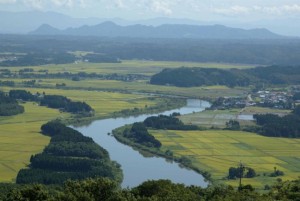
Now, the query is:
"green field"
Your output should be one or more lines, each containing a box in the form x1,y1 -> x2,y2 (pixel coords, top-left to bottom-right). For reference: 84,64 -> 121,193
0,87 -> 165,182
151,129 -> 300,189
1,87 -> 161,118
180,109 -> 241,128
180,106 -> 292,128
0,103 -> 68,182
1,78 -> 248,99
4,60 -> 255,76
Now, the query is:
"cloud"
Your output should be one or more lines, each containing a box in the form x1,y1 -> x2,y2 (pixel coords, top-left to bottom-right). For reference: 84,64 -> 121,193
213,4 -> 300,16
0,0 -> 16,3
149,0 -> 173,15
0,0 -> 87,9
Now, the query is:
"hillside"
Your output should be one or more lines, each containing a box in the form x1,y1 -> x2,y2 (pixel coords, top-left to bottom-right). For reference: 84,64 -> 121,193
30,22 -> 283,39
150,66 -> 300,87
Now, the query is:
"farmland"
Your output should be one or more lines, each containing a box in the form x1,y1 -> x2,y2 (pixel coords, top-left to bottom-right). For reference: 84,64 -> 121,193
1,87 -> 160,119
179,106 -> 292,128
3,60 -> 255,76
0,103 -> 67,182
0,87 -> 167,182
151,129 -> 300,189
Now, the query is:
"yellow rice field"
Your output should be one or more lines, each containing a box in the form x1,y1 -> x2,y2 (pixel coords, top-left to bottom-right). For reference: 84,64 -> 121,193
151,129 -> 300,189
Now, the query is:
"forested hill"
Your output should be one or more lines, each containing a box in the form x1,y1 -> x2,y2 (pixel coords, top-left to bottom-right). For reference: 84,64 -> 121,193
30,22 -> 283,39
150,66 -> 300,87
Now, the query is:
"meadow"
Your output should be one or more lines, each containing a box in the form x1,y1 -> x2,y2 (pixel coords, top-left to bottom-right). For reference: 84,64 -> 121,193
151,129 -> 300,189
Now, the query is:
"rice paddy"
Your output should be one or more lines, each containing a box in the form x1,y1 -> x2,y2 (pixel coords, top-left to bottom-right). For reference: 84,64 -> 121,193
0,87 -> 162,182
0,103 -> 67,182
4,60 -> 255,76
151,129 -> 300,189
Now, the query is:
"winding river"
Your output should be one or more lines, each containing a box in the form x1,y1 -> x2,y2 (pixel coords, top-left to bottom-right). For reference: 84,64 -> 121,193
73,99 -> 211,188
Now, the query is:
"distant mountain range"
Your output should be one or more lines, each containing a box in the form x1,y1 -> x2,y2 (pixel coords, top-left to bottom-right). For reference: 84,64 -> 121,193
0,10 -> 299,37
30,22 -> 283,39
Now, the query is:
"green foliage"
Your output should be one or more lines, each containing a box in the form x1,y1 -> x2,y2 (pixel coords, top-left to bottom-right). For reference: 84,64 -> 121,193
150,67 -> 249,87
144,115 -> 198,130
254,109 -> 300,138
124,123 -> 161,148
16,121 -> 122,185
4,184 -> 50,201
270,178 -> 300,201
228,167 -> 256,179
225,120 -> 240,131
40,95 -> 93,114
0,52 -> 76,67
0,91 -> 24,116
151,66 -> 300,88
2,178 -> 300,201
9,89 -> 36,101
132,180 -> 200,201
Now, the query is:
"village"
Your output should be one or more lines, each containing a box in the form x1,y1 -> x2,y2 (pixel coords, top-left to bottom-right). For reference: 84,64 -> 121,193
211,86 -> 298,110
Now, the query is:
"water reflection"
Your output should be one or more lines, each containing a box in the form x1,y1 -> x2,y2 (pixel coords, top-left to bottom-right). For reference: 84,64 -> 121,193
73,99 -> 210,188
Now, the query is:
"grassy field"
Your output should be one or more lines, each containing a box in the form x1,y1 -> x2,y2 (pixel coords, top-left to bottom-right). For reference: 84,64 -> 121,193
3,60 -> 255,76
0,103 -> 70,182
151,129 -> 300,189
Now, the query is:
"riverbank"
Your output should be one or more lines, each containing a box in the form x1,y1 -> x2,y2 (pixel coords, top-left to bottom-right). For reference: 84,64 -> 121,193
73,99 -> 210,187
112,126 -> 213,184
66,97 -> 186,126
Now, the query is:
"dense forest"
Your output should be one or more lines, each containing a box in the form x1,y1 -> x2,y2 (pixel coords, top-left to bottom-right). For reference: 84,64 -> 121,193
122,122 -> 162,148
17,121 -> 122,185
150,66 -> 300,87
0,91 -> 24,116
253,106 -> 300,138
40,95 -> 93,114
1,177 -> 300,201
144,114 -> 198,130
1,35 -> 300,66
120,114 -> 199,148
7,90 -> 94,115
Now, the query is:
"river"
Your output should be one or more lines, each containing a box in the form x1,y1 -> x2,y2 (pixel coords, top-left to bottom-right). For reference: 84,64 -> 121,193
73,99 -> 211,188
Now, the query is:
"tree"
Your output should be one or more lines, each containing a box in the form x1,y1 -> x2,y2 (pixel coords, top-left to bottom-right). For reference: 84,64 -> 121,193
5,184 -> 49,201
226,120 -> 240,130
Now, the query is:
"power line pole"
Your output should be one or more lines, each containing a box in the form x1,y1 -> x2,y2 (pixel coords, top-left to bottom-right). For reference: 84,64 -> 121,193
238,161 -> 245,191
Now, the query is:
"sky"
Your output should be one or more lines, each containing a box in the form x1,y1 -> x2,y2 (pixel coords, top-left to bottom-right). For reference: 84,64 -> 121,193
0,0 -> 299,36
1,0 -> 300,21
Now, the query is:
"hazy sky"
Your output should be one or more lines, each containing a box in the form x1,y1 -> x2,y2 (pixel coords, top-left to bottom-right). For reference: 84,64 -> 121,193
1,0 -> 300,21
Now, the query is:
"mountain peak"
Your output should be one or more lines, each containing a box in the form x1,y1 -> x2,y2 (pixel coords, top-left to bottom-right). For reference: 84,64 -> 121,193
30,24 -> 60,35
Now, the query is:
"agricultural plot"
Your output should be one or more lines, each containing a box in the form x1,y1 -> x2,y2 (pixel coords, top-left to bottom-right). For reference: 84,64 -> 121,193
0,103 -> 69,182
179,109 -> 242,128
1,77 -> 247,99
2,87 -> 159,118
151,130 -> 300,189
5,60 -> 255,76
0,87 -> 162,182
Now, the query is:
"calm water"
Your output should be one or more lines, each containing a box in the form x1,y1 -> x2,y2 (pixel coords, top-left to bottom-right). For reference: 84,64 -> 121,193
73,99 -> 210,188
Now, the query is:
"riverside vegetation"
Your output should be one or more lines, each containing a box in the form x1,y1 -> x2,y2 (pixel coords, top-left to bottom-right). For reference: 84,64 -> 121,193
114,106 -> 300,190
